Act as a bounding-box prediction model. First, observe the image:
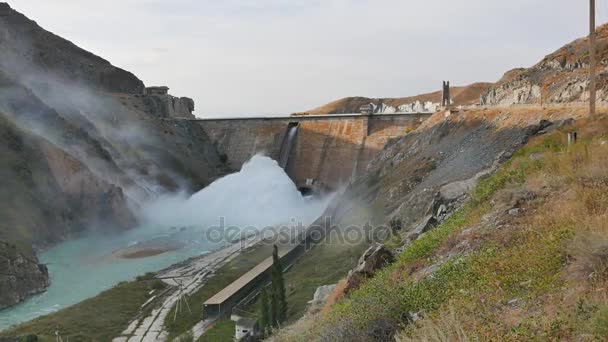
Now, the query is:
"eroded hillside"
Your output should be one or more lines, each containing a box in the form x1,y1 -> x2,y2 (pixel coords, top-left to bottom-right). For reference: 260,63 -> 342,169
304,83 -> 492,115
270,106 -> 588,339
276,110 -> 608,341
482,24 -> 608,105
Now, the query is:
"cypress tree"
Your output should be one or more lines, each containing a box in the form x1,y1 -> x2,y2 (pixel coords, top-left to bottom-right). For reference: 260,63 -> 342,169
270,245 -> 287,325
270,284 -> 278,327
258,287 -> 270,337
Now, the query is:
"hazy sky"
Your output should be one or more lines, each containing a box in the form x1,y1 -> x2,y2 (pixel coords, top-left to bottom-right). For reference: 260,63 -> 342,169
9,0 -> 608,117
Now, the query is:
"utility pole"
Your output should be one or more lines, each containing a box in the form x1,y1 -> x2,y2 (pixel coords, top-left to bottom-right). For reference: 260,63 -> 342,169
590,0 -> 597,115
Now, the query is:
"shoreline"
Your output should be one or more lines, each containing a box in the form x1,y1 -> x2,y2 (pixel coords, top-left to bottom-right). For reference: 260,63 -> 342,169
0,236 -> 256,333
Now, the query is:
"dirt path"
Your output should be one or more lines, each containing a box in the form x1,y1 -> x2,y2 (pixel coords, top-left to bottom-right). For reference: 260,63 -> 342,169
112,236 -> 260,342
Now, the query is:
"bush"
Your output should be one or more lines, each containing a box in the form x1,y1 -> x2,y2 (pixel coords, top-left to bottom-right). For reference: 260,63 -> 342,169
389,217 -> 403,235
569,231 -> 608,281
21,335 -> 38,342
594,307 -> 608,338
395,308 -> 469,342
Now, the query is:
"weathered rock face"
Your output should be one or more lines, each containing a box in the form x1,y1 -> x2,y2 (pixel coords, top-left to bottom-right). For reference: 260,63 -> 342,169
0,241 -> 50,310
0,3 -> 144,94
344,244 -> 394,295
0,3 -> 230,307
480,24 -> 608,106
0,4 -> 229,248
0,111 -> 136,245
306,284 -> 337,314
142,94 -> 196,119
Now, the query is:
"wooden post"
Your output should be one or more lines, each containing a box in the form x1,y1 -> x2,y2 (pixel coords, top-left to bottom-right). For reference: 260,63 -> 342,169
590,0 -> 597,115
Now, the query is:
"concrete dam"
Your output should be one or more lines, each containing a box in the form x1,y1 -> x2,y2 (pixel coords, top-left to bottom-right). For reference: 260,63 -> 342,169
192,113 -> 433,192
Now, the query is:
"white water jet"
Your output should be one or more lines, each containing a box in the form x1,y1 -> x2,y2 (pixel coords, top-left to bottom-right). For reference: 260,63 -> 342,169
141,154 -> 331,232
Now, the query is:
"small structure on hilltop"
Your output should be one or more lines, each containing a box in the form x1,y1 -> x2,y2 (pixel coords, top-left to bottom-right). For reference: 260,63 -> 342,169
441,80 -> 451,107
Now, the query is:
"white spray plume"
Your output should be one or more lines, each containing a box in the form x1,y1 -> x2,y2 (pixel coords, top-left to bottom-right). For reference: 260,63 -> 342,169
141,155 -> 332,230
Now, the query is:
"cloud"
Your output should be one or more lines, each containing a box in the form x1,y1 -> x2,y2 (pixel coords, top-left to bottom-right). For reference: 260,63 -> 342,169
9,0 -> 606,116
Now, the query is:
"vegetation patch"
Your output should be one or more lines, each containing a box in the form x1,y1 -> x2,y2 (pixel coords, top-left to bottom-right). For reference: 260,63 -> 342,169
297,116 -> 608,341
1,280 -> 165,342
197,319 -> 235,342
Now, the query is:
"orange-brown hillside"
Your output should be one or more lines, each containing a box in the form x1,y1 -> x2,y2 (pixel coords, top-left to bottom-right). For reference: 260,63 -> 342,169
302,82 -> 493,115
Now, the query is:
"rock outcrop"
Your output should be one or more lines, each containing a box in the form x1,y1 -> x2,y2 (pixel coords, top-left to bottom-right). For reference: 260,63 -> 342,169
344,244 -> 394,295
306,284 -> 337,314
0,111 -> 135,246
142,94 -> 196,119
0,241 -> 49,310
481,24 -> 608,105
0,3 -> 144,94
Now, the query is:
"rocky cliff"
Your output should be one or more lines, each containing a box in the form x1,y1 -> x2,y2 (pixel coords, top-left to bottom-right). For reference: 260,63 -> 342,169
481,24 -> 608,105
0,3 -> 143,94
0,3 -> 228,307
0,242 -> 49,310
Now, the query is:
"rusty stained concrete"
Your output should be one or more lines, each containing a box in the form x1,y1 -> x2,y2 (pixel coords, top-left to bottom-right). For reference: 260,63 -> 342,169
198,113 -> 431,190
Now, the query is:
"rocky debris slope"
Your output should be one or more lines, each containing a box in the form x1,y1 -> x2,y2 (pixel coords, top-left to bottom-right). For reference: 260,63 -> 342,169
481,24 -> 608,105
0,242 -> 49,310
338,109 -> 550,234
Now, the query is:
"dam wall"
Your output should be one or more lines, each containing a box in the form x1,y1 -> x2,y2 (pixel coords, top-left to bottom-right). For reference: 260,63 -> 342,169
196,113 -> 432,190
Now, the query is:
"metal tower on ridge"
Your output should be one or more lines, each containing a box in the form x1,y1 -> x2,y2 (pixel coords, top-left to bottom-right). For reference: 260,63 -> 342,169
441,81 -> 451,107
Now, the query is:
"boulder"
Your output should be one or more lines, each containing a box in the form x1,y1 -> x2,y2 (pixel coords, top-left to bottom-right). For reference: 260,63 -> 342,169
306,284 -> 337,314
395,216 -> 439,254
410,215 -> 438,237
344,244 -> 394,295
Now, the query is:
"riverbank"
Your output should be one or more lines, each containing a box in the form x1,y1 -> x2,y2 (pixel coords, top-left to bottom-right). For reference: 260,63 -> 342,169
0,236 -> 261,341
116,235 -> 262,341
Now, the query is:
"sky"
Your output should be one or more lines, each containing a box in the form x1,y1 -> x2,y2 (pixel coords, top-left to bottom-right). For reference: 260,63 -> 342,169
9,0 -> 608,117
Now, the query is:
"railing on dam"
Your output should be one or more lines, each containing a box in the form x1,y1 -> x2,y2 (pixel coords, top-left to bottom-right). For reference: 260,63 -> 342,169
176,112 -> 434,122
166,102 -> 608,122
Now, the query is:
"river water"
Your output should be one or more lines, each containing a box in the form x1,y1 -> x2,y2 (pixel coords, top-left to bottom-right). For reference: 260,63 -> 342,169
0,224 -> 224,330
0,155 -> 331,331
